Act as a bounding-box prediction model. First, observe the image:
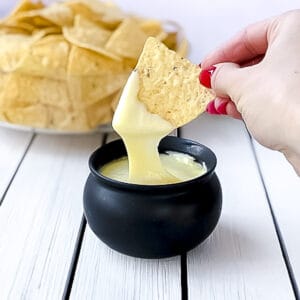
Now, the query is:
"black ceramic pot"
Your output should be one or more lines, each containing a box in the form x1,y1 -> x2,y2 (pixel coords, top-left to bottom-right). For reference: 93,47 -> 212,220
83,136 -> 222,259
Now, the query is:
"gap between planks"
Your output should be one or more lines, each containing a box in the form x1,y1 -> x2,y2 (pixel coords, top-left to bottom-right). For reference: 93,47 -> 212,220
177,127 -> 189,300
0,133 -> 35,206
249,135 -> 300,300
62,133 -> 108,300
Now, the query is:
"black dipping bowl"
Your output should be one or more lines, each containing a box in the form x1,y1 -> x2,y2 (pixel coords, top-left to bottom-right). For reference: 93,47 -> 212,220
84,136 -> 222,259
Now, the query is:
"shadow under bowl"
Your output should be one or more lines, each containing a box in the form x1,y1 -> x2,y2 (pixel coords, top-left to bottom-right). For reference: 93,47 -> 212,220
83,136 -> 222,259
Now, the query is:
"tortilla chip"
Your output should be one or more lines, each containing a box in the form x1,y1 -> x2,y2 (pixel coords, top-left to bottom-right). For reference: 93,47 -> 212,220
139,19 -> 164,36
0,31 -> 43,72
16,35 -> 70,79
32,3 -> 74,27
85,95 -> 113,128
136,37 -> 212,127
3,104 -> 49,128
0,21 -> 36,33
105,18 -> 148,59
65,1 -> 122,30
0,73 -> 70,110
110,88 -> 122,111
66,0 -> 125,29
162,32 -> 177,50
176,38 -> 189,57
63,15 -> 119,60
3,0 -> 44,22
80,73 -> 129,106
68,45 -> 127,76
12,14 -> 54,28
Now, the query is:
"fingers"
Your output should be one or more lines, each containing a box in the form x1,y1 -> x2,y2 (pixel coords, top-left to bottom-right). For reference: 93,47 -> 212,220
201,18 -> 272,69
200,63 -> 247,119
206,97 -> 242,120
200,62 -> 247,99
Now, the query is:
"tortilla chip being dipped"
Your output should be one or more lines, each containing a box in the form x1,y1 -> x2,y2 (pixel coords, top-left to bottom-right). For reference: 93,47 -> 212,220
136,37 -> 212,127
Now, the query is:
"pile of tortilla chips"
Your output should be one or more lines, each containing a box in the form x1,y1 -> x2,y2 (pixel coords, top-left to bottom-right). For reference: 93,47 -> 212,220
0,0 -> 186,132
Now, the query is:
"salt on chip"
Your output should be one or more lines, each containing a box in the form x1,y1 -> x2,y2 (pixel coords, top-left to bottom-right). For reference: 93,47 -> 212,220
105,18 -> 148,60
136,37 -> 212,127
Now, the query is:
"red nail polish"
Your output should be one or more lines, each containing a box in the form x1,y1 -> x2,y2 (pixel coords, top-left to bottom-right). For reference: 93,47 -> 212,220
216,101 -> 228,114
206,100 -> 219,114
199,66 -> 216,88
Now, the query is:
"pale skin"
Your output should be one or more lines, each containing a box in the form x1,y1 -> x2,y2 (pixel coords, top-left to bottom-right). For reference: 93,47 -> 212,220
201,10 -> 300,176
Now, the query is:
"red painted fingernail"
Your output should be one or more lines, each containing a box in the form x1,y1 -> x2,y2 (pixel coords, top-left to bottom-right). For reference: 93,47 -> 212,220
199,66 -> 216,88
206,100 -> 219,114
215,101 -> 228,114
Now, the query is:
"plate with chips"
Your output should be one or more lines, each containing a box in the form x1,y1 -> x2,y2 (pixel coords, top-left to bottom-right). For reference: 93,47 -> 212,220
0,120 -> 114,135
0,0 -> 188,134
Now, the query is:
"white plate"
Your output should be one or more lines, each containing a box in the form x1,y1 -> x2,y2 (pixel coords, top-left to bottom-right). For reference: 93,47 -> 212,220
0,121 -> 114,135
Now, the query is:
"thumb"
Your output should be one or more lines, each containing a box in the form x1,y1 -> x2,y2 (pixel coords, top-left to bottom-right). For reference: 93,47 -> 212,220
200,63 -> 247,101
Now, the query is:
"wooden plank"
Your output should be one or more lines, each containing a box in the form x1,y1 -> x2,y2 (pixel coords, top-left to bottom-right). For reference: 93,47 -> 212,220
71,226 -> 181,300
70,133 -> 182,300
0,128 -> 33,204
181,115 -> 294,299
0,133 -> 102,299
254,141 -> 300,290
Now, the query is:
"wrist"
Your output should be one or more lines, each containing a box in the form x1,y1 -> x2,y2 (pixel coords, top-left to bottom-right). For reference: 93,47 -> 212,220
282,150 -> 300,176
282,116 -> 300,176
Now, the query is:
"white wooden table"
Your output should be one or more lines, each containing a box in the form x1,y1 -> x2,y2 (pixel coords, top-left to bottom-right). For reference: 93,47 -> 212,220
1,1 -> 300,299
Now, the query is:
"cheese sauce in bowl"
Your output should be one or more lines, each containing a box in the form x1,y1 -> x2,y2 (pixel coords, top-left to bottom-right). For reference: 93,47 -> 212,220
83,136 -> 222,258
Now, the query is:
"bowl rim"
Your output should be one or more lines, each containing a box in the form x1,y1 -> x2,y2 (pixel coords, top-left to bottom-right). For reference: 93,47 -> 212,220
88,136 -> 217,191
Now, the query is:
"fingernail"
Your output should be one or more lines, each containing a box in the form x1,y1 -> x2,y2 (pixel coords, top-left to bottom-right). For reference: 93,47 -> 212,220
199,65 -> 216,88
206,100 -> 219,114
215,101 -> 228,114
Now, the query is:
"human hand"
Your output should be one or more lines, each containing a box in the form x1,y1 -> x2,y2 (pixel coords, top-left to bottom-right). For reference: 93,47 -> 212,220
199,10 -> 300,175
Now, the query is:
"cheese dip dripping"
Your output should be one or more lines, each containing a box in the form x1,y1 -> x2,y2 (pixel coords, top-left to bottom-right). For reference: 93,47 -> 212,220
112,71 -> 179,185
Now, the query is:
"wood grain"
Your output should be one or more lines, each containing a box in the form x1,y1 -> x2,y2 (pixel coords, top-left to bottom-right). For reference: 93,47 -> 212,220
71,227 -> 181,300
254,141 -> 300,292
0,133 -> 101,299
181,115 -> 295,300
0,128 -> 33,204
70,133 -> 182,300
